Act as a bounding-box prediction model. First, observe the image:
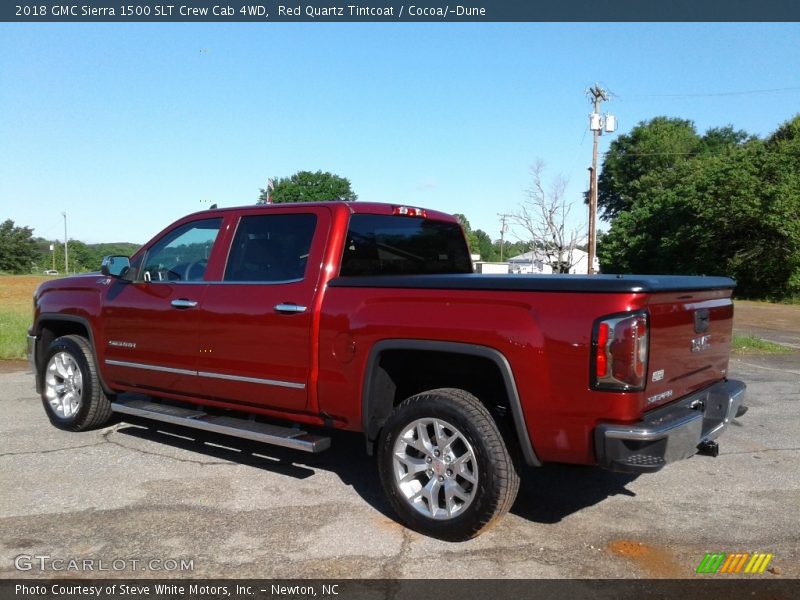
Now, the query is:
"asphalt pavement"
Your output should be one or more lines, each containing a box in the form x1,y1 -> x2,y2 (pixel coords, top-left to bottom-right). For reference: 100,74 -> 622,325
1,353 -> 798,579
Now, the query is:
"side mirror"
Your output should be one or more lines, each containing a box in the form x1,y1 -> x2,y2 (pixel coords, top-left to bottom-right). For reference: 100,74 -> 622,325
101,255 -> 131,277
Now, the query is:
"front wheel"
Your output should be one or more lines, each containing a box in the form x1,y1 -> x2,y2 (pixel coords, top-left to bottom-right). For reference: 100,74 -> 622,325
40,334 -> 113,431
377,388 -> 520,541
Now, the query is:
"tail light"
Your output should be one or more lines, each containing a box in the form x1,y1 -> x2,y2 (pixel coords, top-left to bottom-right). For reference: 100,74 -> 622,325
591,311 -> 649,391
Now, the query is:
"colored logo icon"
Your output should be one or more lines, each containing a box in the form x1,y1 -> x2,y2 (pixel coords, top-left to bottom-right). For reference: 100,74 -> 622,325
696,552 -> 773,574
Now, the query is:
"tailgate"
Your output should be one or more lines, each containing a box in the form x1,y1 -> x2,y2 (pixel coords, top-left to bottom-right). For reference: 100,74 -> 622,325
643,289 -> 734,411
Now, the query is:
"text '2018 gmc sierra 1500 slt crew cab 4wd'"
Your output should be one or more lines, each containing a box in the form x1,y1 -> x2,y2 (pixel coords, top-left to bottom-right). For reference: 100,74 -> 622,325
28,201 -> 746,540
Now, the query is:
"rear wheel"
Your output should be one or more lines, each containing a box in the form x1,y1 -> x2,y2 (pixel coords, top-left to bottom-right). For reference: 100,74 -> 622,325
377,388 -> 520,541
40,335 -> 113,431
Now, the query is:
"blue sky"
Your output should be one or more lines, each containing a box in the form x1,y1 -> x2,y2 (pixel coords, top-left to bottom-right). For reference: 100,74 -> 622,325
1,23 -> 798,245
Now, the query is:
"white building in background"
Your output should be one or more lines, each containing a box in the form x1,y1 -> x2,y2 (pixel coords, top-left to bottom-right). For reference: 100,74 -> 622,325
508,249 -> 599,275
470,254 -> 511,274
508,250 -> 551,274
474,262 -> 510,274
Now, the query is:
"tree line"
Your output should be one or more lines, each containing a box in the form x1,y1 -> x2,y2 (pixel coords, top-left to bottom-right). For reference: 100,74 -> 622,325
597,115 -> 800,299
0,221 -> 139,275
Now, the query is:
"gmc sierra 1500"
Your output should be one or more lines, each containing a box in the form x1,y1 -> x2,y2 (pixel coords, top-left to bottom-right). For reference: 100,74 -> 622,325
28,202 -> 746,540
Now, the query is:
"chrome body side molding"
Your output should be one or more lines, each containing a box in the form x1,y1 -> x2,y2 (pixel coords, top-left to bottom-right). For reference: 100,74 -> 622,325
105,359 -> 305,389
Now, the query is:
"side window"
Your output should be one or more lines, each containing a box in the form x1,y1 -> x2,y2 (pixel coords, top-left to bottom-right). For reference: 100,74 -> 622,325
224,214 -> 317,283
141,218 -> 221,282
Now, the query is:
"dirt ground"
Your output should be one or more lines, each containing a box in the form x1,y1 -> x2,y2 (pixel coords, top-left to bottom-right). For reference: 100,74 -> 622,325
0,275 -> 49,311
732,300 -> 800,349
0,361 -> 26,374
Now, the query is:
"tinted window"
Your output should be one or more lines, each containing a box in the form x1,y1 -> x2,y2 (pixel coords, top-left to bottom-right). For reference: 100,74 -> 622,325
225,214 -> 317,282
142,218 -> 221,282
340,215 -> 472,276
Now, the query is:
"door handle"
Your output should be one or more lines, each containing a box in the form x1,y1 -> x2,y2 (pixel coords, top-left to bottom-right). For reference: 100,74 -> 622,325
171,299 -> 198,309
274,303 -> 307,314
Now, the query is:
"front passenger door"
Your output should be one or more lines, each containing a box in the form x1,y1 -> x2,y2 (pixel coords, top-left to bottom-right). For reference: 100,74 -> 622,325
101,218 -> 222,395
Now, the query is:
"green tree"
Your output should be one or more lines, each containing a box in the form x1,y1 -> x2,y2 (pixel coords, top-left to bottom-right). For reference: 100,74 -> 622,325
258,170 -> 357,204
34,239 -> 140,274
701,125 -> 752,152
0,219 -> 38,274
598,115 -> 800,298
496,240 -> 530,261
452,214 -> 505,261
34,238 -> 56,272
474,230 -> 497,261
597,117 -> 704,220
64,240 -> 87,272
597,117 -> 752,221
758,116 -> 800,295
453,213 -> 480,256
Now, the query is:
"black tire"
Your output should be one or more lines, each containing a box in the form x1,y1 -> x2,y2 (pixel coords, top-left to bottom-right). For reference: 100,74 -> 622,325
377,388 -> 520,541
40,334 -> 113,431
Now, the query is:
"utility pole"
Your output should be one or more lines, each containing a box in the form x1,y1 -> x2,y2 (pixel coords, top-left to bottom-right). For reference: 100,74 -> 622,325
587,84 -> 615,274
62,212 -> 68,274
497,213 -> 511,262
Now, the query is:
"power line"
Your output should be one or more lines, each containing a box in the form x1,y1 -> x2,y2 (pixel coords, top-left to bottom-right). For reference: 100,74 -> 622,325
36,216 -> 65,238
619,86 -> 800,100
601,148 -> 755,157
603,151 -> 702,156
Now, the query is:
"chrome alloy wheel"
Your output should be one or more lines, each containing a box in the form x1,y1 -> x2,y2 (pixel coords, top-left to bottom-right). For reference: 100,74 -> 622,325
392,417 -> 478,520
44,351 -> 84,419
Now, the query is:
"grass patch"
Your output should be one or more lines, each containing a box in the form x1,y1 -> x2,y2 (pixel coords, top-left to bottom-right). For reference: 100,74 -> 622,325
0,275 -> 46,360
0,309 -> 30,359
732,334 -> 792,354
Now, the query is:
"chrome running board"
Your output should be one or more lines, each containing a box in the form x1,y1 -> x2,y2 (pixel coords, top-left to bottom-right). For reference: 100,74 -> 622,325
111,398 -> 330,453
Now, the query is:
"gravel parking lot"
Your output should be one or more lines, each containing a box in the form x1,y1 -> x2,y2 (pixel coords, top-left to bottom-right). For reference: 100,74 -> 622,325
1,352 -> 798,580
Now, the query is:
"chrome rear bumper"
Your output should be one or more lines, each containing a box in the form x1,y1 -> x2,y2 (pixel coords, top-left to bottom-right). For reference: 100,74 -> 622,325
595,379 -> 747,473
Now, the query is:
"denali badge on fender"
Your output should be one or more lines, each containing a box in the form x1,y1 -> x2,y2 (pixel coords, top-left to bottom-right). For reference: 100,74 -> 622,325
691,334 -> 711,353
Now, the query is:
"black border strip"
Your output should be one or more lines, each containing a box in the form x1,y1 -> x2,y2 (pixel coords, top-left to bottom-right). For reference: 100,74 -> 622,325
2,578 -> 798,599
3,1 -> 800,23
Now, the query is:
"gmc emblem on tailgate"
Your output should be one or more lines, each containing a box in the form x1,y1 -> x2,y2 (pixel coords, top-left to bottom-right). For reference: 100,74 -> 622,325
691,335 -> 712,353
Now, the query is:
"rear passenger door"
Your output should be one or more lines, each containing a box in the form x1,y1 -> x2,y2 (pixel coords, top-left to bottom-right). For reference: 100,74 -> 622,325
195,207 -> 330,411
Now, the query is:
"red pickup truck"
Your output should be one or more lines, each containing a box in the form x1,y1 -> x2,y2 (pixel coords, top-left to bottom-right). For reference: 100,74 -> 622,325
28,201 -> 746,540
